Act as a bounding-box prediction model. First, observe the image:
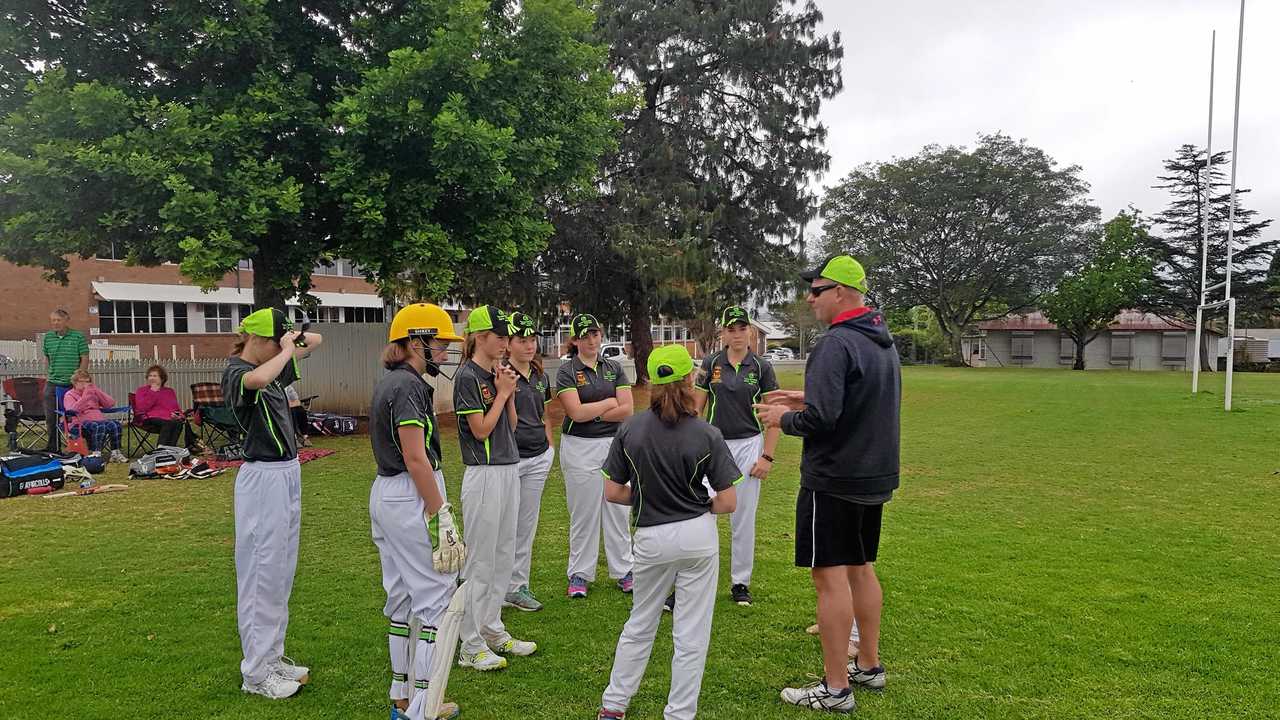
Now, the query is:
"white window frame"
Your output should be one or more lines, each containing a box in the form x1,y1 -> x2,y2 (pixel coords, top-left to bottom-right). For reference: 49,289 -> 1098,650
203,304 -> 235,334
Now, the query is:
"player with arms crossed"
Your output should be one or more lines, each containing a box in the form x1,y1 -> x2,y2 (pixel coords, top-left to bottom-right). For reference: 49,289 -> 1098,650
369,303 -> 467,720
223,309 -> 323,700
596,345 -> 740,720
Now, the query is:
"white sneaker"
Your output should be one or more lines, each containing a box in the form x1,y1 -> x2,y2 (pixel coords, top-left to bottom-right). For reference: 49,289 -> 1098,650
241,672 -> 302,699
267,656 -> 310,684
495,637 -> 537,656
780,680 -> 856,713
110,450 -> 128,464
457,649 -> 508,671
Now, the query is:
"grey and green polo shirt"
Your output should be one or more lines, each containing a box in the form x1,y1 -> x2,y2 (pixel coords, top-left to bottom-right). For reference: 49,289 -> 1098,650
694,350 -> 780,440
43,329 -> 89,386
371,363 -> 442,475
453,359 -> 519,466
513,366 -> 552,459
555,355 -> 631,439
602,411 -> 743,528
222,356 -> 300,462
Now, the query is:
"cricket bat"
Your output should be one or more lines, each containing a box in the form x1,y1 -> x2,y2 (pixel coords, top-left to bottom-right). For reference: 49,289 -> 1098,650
422,581 -> 468,720
44,484 -> 129,499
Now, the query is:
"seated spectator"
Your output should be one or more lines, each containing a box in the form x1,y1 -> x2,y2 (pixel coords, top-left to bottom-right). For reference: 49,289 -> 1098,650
285,383 -> 313,447
134,365 -> 204,452
65,369 -> 126,462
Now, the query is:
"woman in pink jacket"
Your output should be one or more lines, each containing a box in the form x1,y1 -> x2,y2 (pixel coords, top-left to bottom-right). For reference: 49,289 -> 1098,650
64,369 -> 126,461
133,365 -> 201,451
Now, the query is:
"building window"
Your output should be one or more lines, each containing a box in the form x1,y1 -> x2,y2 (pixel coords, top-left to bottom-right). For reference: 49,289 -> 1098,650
173,303 -> 188,333
317,305 -> 342,323
237,259 -> 253,270
204,304 -> 234,333
237,304 -> 253,325
1110,333 -> 1133,363
98,301 -> 165,334
1059,335 -> 1074,362
344,307 -> 385,323
1011,332 -> 1034,360
1162,332 -> 1187,361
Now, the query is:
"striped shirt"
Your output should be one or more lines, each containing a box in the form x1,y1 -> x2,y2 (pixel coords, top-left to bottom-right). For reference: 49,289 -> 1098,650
42,330 -> 89,385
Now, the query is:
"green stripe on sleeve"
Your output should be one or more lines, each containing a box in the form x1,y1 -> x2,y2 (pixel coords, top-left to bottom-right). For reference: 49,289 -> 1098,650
557,387 -> 577,395
732,475 -> 746,486
398,419 -> 425,427
455,409 -> 483,415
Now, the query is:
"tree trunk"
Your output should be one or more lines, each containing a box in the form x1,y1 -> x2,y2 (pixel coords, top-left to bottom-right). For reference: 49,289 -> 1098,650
1073,337 -> 1086,370
941,323 -> 967,366
252,249 -> 291,312
1199,330 -> 1216,372
628,301 -> 654,386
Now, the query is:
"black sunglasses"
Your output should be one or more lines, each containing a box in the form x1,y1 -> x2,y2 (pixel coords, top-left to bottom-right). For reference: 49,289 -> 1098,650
808,284 -> 840,297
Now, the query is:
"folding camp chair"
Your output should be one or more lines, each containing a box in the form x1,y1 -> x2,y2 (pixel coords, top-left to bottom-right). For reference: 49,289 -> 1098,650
1,377 -> 49,451
125,392 -> 161,458
56,386 -> 131,454
189,382 -> 243,455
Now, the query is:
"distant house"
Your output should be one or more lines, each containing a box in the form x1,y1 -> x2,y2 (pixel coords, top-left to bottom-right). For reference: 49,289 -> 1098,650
964,311 -> 1224,371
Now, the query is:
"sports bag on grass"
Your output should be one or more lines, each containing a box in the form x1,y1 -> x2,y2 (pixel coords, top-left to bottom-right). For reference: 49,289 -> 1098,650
129,446 -> 191,478
1,455 -> 66,498
307,412 -> 357,435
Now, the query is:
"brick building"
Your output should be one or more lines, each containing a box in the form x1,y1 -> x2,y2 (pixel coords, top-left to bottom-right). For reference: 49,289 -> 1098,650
0,256 -> 386,358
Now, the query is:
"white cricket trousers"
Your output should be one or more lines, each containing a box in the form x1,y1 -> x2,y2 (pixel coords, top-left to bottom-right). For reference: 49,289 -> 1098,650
509,446 -> 555,592
234,458 -> 301,685
561,434 -> 633,581
460,463 -> 520,655
602,513 -> 719,720
724,434 -> 764,587
370,470 -> 456,711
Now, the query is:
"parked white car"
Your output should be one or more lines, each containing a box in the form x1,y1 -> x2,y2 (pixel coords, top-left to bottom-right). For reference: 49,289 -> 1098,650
562,342 -> 627,361
763,347 -> 795,361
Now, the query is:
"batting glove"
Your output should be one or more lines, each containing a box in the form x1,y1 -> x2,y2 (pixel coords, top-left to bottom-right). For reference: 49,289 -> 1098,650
428,503 -> 466,573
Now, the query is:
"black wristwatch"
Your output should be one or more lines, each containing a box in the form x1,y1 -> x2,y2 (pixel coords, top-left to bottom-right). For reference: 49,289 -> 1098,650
761,454 -> 774,463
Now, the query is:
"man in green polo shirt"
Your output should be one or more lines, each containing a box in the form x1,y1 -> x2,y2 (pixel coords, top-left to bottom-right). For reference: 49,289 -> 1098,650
42,309 -> 89,452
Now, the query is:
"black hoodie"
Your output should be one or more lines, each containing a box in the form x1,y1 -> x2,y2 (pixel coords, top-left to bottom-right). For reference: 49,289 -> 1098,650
781,307 -> 901,497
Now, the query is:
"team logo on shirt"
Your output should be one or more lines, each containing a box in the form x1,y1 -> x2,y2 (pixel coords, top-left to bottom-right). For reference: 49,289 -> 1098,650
711,365 -> 722,384
575,371 -> 587,387
481,384 -> 494,404
535,381 -> 546,393
744,372 -> 758,386
603,367 -> 617,382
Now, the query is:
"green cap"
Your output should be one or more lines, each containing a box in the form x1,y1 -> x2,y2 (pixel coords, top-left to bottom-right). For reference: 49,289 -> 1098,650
239,308 -> 292,341
647,344 -> 695,385
720,305 -> 751,327
507,312 -> 537,337
570,313 -> 601,339
466,305 -> 510,337
800,254 -> 869,293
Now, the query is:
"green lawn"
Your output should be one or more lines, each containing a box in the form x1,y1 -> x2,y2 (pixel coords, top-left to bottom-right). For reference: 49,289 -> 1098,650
3,367 -> 1279,719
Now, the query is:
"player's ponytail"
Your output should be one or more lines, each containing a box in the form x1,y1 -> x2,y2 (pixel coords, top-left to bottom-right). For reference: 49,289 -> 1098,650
650,374 -> 698,426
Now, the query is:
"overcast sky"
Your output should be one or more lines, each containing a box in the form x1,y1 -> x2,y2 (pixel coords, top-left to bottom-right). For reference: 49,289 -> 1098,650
813,0 -> 1279,236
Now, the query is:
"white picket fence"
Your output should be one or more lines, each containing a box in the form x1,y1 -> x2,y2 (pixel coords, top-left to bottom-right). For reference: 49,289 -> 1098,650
0,339 -> 141,362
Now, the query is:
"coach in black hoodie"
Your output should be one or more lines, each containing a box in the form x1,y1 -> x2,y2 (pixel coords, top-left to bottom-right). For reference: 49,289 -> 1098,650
756,254 -> 900,712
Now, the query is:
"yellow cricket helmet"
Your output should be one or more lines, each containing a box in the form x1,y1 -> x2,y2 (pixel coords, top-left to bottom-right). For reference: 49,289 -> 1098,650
388,303 -> 463,343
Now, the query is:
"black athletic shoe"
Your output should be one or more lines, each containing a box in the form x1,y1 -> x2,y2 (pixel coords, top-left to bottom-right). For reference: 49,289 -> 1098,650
663,592 -> 675,613
731,584 -> 752,606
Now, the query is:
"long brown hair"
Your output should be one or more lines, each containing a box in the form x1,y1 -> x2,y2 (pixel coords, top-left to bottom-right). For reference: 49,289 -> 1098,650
232,332 -> 248,356
649,375 -> 698,425
462,333 -> 478,361
382,339 -> 412,369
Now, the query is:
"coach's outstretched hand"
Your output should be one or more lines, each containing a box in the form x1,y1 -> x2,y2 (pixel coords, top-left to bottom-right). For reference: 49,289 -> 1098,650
429,503 -> 466,573
762,389 -> 805,411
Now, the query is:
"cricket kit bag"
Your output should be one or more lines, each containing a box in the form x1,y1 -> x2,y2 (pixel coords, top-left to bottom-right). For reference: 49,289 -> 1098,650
1,455 -> 66,498
307,412 -> 357,436
129,446 -> 192,479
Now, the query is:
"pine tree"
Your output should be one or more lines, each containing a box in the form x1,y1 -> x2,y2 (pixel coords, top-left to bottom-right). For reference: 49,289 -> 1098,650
540,0 -> 843,381
1148,145 -> 1275,324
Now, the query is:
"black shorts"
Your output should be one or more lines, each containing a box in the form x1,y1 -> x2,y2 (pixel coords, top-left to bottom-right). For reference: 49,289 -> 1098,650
794,488 -> 883,568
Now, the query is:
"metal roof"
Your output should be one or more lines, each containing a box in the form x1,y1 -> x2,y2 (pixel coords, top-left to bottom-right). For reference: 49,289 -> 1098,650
978,310 -> 1212,333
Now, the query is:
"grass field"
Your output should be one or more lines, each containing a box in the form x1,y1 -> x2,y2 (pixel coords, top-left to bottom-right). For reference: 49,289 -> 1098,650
3,367 -> 1279,719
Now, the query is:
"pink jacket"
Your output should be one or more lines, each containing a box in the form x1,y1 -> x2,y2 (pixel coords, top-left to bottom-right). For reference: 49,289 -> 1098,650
64,385 -> 116,426
133,385 -> 182,421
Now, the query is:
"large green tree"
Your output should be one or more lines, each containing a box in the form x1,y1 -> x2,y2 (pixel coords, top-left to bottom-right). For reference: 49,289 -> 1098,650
1042,211 -> 1154,370
537,0 -> 842,381
821,133 -> 1100,364
0,0 -> 618,309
